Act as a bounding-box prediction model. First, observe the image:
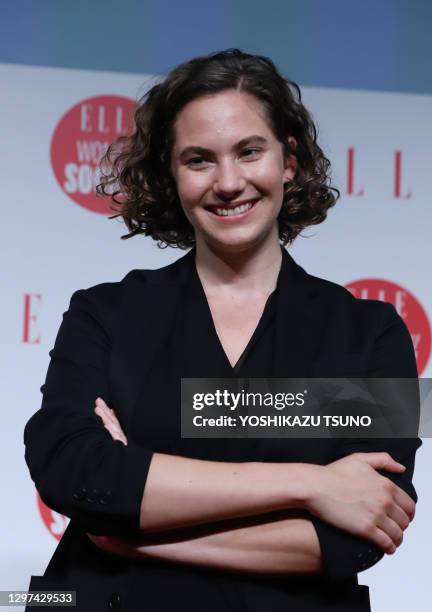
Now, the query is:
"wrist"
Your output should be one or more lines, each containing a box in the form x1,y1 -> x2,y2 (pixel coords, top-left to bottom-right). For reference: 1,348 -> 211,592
290,463 -> 327,511
243,461 -> 325,512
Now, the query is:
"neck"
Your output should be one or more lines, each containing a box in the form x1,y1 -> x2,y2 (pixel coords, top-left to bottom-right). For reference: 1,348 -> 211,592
194,233 -> 283,296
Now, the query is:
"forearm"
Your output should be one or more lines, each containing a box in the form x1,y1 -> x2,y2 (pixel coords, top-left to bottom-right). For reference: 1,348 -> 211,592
90,512 -> 323,576
143,513 -> 323,575
91,402 -> 318,535
139,453 -> 313,533
95,402 -> 416,563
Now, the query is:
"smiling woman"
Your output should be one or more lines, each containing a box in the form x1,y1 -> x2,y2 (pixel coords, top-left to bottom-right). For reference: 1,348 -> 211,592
24,49 -> 421,612
168,90 -> 297,255
97,48 -> 339,250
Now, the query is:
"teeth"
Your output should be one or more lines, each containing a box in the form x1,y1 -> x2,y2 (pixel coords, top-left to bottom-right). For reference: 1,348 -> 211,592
214,202 -> 255,217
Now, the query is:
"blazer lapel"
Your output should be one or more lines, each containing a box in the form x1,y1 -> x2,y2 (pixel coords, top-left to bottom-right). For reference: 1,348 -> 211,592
273,249 -> 327,377
110,248 -> 196,432
111,246 -> 329,431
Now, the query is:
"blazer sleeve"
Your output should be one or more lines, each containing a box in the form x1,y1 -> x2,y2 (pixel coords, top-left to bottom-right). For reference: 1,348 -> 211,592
310,301 -> 422,581
23,288 -> 154,536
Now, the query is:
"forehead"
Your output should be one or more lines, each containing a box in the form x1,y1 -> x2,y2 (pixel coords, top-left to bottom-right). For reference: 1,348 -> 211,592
171,90 -> 274,148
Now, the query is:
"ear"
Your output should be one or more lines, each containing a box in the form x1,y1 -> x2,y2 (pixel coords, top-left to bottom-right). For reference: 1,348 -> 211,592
283,136 -> 297,182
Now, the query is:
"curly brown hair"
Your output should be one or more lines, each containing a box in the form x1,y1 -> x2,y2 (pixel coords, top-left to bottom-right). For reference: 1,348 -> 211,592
97,48 -> 339,249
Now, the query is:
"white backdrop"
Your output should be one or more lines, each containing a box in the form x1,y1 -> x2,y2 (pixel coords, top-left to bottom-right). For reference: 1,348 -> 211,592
1,62 -> 430,611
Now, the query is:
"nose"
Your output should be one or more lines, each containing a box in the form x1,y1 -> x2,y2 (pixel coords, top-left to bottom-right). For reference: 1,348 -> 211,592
213,159 -> 247,199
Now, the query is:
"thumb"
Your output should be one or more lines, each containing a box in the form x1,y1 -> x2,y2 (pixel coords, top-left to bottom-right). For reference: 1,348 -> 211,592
357,452 -> 406,472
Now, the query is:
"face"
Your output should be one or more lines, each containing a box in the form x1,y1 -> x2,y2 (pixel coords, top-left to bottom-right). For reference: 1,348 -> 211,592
169,89 -> 296,254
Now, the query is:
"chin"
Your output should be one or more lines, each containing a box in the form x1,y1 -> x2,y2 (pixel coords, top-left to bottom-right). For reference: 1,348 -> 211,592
201,232 -> 269,255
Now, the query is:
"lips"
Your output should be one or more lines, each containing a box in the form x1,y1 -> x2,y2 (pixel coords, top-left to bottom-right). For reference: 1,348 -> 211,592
205,198 -> 261,214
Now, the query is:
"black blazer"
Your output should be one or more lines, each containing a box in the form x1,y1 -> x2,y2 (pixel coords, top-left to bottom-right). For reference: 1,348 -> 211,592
24,248 -> 421,612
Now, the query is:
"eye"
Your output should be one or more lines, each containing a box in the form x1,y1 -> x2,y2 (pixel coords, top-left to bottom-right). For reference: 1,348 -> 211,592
186,156 -> 206,166
241,148 -> 261,158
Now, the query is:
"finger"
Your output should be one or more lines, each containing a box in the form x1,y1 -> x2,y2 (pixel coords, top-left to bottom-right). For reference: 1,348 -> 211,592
106,413 -> 124,433
94,401 -> 111,420
94,400 -> 128,442
95,398 -> 115,414
376,514 -> 404,550
101,418 -> 125,438
386,503 -> 411,531
102,409 -> 119,427
116,433 -> 128,446
393,487 -> 416,522
94,406 -> 112,427
358,452 -> 406,472
94,405 -> 109,423
103,424 -> 128,446
382,464 -> 406,473
95,407 -> 128,445
369,525 -> 397,555
110,426 -> 127,441
381,477 -> 416,521
95,403 -> 120,427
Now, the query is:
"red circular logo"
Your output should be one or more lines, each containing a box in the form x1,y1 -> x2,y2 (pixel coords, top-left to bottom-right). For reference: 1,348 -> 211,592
37,493 -> 69,541
50,95 -> 135,214
346,279 -> 431,374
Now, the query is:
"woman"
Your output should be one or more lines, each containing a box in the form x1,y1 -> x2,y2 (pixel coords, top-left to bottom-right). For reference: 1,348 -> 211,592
24,49 -> 420,611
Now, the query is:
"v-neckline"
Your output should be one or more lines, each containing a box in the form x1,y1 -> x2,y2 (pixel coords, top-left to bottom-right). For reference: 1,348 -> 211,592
229,290 -> 277,372
192,259 -> 281,373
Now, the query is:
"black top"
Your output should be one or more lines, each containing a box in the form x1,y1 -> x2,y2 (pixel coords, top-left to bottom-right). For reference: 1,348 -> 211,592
181,259 -> 278,377
23,246 -> 421,612
129,253 -> 280,462
124,253 -> 356,607
127,254 -> 308,608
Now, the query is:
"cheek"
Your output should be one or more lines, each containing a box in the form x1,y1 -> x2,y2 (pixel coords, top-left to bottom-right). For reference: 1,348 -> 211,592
249,165 -> 284,191
247,153 -> 286,189
176,172 -> 210,208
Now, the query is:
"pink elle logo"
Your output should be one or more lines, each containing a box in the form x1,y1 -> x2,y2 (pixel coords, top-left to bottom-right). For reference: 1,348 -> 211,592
37,493 -> 69,541
345,147 -> 411,199
346,279 -> 431,374
22,293 -> 42,344
50,95 -> 135,214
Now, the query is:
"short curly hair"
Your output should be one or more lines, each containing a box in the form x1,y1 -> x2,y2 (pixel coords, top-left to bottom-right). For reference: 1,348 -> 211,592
97,48 -> 339,249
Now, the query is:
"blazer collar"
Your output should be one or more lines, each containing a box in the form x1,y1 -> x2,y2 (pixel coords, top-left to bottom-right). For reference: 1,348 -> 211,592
143,245 -> 325,378
273,247 -> 324,377
112,249 -> 195,430
117,246 -> 324,430
146,245 -> 324,376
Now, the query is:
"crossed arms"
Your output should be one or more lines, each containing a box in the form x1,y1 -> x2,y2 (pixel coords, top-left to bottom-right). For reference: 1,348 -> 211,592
24,289 -> 420,581
87,398 -> 415,578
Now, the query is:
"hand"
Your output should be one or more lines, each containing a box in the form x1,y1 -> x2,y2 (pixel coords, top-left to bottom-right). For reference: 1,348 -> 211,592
94,397 -> 128,446
307,452 -> 416,554
88,398 -> 129,554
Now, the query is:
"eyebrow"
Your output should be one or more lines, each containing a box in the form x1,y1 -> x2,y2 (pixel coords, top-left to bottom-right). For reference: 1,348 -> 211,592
178,135 -> 268,159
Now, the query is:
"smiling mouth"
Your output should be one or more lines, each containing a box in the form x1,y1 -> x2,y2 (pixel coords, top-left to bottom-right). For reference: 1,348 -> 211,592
205,199 -> 260,217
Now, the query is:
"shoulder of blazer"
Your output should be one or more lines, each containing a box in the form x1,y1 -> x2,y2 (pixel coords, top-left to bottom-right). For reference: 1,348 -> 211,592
70,247 -> 400,340
65,249 -> 194,324
285,253 -> 402,337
